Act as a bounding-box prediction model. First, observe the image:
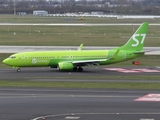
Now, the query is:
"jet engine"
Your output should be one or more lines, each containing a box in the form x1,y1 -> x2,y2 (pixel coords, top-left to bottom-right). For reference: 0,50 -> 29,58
57,62 -> 74,71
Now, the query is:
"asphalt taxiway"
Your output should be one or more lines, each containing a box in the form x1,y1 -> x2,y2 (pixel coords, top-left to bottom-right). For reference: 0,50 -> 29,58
0,88 -> 160,120
0,66 -> 160,81
0,67 -> 160,120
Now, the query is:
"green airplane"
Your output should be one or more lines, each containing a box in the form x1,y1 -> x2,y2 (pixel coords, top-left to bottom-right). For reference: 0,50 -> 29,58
3,22 -> 148,72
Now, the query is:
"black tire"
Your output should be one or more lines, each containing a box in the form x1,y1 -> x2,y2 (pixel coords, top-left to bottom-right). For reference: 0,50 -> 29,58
17,69 -> 20,72
57,65 -> 60,71
78,67 -> 83,72
73,67 -> 77,72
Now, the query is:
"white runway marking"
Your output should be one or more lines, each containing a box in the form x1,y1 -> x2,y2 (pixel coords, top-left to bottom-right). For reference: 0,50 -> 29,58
32,112 -> 159,120
134,94 -> 160,102
104,68 -> 160,73
140,119 -> 154,120
65,116 -> 80,119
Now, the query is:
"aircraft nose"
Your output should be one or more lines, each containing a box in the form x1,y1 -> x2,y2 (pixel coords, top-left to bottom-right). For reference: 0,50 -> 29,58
3,59 -> 9,65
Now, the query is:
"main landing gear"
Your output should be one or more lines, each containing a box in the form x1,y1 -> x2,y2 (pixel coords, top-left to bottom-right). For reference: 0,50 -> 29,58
73,66 -> 83,72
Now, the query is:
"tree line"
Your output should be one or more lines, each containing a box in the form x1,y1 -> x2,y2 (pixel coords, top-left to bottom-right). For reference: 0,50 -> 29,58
0,0 -> 160,15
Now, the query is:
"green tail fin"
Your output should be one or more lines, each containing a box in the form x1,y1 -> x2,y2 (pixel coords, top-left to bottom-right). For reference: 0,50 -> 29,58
119,22 -> 149,51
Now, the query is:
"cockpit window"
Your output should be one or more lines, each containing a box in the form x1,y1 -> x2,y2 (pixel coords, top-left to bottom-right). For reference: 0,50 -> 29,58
9,56 -> 16,59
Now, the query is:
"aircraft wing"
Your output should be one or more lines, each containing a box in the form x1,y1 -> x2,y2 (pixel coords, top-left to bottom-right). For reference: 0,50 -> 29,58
71,49 -> 119,66
72,59 -> 107,66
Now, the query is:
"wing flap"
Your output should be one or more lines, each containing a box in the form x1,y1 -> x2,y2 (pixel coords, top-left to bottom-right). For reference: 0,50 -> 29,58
72,59 -> 107,66
71,50 -> 120,66
72,59 -> 107,64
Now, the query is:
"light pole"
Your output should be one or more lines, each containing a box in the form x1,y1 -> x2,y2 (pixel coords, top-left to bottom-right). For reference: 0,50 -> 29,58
13,0 -> 16,15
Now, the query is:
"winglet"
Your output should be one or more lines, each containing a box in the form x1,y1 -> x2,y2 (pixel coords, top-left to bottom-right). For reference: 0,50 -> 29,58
77,44 -> 83,51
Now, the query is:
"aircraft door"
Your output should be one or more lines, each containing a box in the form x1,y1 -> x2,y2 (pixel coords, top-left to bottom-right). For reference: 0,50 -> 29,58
122,52 -> 126,60
21,54 -> 26,60
20,54 -> 27,65
66,55 -> 73,60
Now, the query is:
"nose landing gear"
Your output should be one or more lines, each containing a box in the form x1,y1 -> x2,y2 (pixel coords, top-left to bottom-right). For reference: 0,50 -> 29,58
16,68 -> 21,72
12,66 -> 21,72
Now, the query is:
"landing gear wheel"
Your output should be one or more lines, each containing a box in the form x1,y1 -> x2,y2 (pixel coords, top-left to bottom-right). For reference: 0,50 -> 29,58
17,68 -> 21,72
78,67 -> 83,72
57,65 -> 60,71
73,67 -> 77,72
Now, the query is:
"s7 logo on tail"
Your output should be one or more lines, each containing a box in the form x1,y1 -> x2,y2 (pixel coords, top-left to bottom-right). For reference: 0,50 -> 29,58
132,34 -> 146,47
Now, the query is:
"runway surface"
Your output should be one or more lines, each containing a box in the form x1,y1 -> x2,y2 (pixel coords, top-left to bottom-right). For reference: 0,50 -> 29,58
0,67 -> 160,120
0,88 -> 160,120
1,66 -> 160,81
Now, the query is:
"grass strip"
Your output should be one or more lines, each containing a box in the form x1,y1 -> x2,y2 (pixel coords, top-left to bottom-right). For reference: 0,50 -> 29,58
0,25 -> 159,47
0,80 -> 160,90
1,75 -> 160,81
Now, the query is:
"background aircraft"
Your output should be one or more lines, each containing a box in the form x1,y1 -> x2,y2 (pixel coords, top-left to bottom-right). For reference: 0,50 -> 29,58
3,22 -> 148,72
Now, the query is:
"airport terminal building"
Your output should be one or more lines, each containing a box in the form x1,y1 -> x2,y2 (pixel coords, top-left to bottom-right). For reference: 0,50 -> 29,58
33,10 -> 48,16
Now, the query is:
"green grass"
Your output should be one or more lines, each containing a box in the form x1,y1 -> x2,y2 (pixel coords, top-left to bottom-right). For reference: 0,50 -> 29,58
0,25 -> 160,46
0,80 -> 160,90
0,15 -> 160,46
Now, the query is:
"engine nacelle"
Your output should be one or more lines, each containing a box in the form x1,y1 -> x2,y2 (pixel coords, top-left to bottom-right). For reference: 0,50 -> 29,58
58,62 -> 74,71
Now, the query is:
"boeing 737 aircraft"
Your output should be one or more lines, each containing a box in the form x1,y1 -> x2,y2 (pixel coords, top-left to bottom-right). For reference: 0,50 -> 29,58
3,22 -> 148,72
